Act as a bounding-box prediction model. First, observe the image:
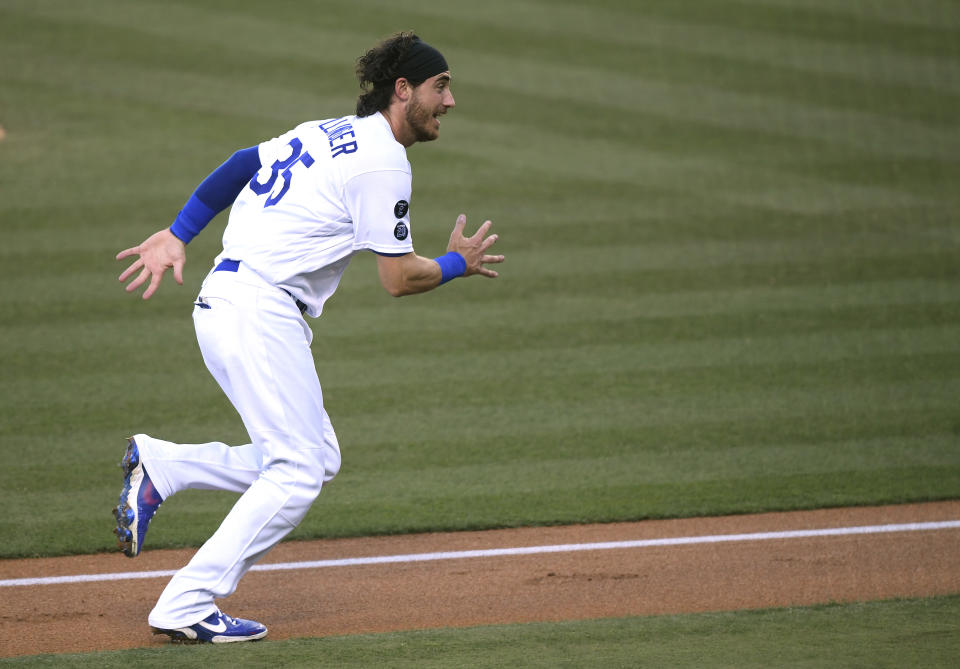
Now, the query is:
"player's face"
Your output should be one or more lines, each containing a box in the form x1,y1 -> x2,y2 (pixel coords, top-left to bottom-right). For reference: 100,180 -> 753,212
406,72 -> 455,143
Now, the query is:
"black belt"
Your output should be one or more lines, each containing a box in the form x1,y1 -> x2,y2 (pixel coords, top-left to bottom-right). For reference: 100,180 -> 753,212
213,259 -> 307,314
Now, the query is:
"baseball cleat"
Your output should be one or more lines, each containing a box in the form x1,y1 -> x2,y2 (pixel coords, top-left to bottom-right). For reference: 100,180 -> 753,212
112,437 -> 163,557
151,610 -> 268,644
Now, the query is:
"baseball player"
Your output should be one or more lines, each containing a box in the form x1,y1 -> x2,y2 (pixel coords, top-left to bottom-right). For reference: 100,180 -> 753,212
112,32 -> 503,644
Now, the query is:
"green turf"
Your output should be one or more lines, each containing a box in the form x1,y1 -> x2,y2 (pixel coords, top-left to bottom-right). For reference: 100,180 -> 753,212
2,0 -> 959,664
1,0 -> 959,559
3,596 -> 959,668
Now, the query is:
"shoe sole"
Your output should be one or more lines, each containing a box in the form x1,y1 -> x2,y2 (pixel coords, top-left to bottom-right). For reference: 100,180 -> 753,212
112,438 -> 144,558
150,626 -> 268,644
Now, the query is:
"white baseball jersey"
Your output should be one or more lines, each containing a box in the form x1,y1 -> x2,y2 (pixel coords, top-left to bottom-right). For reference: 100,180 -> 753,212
217,112 -> 415,317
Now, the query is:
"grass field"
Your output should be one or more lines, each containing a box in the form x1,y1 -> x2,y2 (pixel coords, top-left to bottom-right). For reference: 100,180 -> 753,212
1,0 -> 959,664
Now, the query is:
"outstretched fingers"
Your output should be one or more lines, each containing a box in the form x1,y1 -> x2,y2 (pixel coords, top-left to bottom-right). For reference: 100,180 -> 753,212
447,213 -> 504,278
470,219 -> 493,241
476,261 -> 500,278
479,250 -> 504,277
118,258 -> 144,283
480,232 -> 499,253
478,222 -> 503,272
142,272 -> 165,300
115,228 -> 187,299
126,266 -> 152,293
115,246 -> 140,261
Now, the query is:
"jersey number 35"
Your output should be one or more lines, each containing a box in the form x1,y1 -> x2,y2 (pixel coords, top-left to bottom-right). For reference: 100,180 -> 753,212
248,138 -> 315,208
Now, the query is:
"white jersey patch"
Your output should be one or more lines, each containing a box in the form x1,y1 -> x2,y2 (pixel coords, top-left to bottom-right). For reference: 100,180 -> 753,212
218,113 -> 414,317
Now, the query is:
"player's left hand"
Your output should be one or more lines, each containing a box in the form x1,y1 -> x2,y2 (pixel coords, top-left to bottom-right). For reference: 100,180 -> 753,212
447,214 -> 504,278
116,228 -> 186,300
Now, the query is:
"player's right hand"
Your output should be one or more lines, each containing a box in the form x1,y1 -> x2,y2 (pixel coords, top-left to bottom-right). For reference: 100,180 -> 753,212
116,228 -> 186,300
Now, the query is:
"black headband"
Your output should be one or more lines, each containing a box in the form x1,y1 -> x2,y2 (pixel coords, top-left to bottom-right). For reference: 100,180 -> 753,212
396,40 -> 448,83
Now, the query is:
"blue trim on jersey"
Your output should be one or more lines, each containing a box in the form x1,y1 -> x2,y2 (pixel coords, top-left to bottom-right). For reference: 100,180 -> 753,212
169,147 -> 262,244
372,250 -> 410,257
434,251 -> 467,284
169,196 -> 216,244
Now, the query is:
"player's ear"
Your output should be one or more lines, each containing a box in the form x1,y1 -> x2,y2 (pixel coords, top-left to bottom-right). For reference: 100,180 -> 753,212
394,77 -> 412,102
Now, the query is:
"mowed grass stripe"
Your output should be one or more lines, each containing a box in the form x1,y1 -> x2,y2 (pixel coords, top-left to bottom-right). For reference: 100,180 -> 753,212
4,273 -> 958,360
464,75 -> 956,159
623,0 -> 960,65
688,0 -> 960,55
0,80 -> 310,212
5,1 -> 955,155
3,401 -> 956,475
6,441 -> 958,553
5,197 -> 954,257
290,468 -> 960,535
333,409 -> 960,470
10,446 -> 954,553
4,322 -> 958,428
741,0 -> 960,30
8,245 -> 957,334
4,221 -> 956,319
328,435 -> 960,498
0,0 -> 367,69
350,0 -> 959,63
4,285 -> 957,382
13,9 -> 955,164
6,315 -> 957,435
316,326 -> 960,390
0,43 -> 347,128
8,336 -> 957,429
450,60 -> 960,161
5,408 -> 957,549
10,337 -> 949,447
369,0 -> 960,129
300,374 -> 959,445
438,119 -> 944,215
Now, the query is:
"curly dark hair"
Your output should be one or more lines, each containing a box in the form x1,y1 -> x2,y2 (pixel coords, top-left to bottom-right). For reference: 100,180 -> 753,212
355,32 -> 424,117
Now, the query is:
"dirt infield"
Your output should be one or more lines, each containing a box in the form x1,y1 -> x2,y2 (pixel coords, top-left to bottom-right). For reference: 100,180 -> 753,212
2,501 -> 959,658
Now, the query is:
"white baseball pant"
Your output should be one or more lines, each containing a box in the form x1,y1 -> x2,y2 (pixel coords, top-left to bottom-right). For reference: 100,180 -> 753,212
137,263 -> 341,629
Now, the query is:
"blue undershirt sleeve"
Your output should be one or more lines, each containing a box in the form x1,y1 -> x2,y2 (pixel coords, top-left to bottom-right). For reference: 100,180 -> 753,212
169,146 -> 262,244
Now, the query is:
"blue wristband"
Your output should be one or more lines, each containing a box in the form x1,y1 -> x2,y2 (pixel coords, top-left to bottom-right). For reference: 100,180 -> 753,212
434,251 -> 467,284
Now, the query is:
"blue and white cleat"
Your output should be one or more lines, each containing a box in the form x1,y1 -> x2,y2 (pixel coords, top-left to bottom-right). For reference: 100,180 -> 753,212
151,610 -> 268,644
112,437 -> 163,558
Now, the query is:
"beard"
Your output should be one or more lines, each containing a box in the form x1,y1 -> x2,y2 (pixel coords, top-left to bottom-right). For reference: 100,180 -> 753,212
405,91 -> 440,143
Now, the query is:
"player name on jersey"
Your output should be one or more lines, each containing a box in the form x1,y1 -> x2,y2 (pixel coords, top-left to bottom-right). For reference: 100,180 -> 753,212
318,117 -> 358,158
